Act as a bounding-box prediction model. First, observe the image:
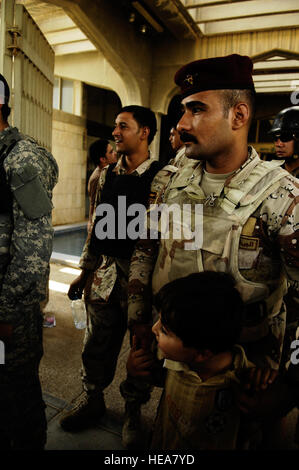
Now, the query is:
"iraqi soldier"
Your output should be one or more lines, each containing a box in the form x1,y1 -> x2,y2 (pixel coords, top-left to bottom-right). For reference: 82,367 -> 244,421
269,106 -> 299,178
0,74 -> 58,449
87,139 -> 117,234
168,126 -> 187,169
59,105 -> 162,449
269,106 -> 299,368
128,55 -> 299,373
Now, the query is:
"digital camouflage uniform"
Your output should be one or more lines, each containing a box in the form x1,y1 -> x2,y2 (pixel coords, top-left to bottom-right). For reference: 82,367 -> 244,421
79,155 -> 158,404
0,126 -> 58,449
128,147 -> 299,370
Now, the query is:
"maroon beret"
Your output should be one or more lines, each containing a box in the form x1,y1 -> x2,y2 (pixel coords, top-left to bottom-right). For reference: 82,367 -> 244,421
174,54 -> 255,98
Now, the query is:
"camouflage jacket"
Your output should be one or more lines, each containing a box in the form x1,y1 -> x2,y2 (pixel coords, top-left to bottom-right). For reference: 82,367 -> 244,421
0,126 -> 58,367
128,147 -> 299,367
80,154 -> 159,302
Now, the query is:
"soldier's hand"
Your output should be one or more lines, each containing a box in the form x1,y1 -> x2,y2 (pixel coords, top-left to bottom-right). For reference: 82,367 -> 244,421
126,335 -> 155,377
241,367 -> 278,392
236,378 -> 297,421
130,323 -> 155,351
68,270 -> 90,300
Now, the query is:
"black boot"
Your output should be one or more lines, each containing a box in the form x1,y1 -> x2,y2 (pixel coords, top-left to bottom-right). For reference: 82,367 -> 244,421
60,392 -> 106,432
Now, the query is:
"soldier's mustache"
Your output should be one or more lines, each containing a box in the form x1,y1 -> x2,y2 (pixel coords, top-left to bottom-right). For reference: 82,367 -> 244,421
179,132 -> 198,144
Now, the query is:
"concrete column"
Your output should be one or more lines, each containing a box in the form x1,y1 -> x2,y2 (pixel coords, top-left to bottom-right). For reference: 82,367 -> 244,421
73,80 -> 83,117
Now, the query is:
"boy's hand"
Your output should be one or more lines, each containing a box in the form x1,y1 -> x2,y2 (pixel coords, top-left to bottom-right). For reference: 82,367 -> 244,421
126,335 -> 155,377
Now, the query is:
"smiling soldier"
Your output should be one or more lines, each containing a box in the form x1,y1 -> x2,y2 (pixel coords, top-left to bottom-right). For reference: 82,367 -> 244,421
59,105 -> 162,449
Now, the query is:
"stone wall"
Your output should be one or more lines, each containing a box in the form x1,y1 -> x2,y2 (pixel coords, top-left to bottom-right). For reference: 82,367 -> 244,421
51,109 -> 87,226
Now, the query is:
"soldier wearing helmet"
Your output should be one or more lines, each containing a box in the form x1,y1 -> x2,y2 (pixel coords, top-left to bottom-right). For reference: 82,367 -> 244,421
269,106 -> 299,177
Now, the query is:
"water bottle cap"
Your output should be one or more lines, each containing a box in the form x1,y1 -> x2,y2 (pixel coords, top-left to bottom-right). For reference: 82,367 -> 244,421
73,291 -> 82,300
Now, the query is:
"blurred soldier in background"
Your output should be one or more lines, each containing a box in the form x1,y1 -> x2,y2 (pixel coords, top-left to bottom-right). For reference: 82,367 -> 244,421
169,126 -> 183,154
269,106 -> 299,178
167,126 -> 186,170
87,139 -> 117,234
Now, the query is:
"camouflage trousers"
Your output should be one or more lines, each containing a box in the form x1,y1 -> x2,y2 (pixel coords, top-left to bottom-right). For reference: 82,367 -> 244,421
0,361 -> 47,450
82,279 -> 152,405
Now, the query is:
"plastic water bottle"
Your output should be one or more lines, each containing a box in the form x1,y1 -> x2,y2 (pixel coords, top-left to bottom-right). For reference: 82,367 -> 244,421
71,296 -> 87,329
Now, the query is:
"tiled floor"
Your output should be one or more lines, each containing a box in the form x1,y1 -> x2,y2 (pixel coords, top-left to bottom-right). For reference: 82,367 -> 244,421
41,261 -> 299,452
44,391 -> 125,451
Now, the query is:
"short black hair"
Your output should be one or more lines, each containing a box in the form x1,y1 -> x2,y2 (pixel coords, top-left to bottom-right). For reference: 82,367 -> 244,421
220,89 -> 256,126
1,104 -> 11,122
119,105 -> 157,144
155,271 -> 244,354
89,139 -> 110,166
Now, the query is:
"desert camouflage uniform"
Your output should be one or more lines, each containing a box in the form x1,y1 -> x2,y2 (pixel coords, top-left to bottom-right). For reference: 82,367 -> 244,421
280,161 -> 299,367
79,155 -> 157,404
0,126 -> 58,449
167,145 -> 187,169
128,147 -> 299,369
291,166 -> 299,178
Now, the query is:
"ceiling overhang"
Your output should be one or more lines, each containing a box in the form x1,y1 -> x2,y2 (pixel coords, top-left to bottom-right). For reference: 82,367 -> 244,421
180,0 -> 299,36
14,1 -> 299,96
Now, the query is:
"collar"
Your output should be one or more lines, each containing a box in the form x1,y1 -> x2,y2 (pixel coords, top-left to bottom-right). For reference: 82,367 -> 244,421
163,344 -> 247,385
196,146 -> 258,181
112,153 -> 156,176
162,345 -> 247,381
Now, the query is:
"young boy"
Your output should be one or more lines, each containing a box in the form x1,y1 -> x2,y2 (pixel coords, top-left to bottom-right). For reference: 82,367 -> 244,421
127,271 -> 251,450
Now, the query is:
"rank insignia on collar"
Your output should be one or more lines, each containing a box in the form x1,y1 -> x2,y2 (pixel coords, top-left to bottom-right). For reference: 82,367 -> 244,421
204,193 -> 217,206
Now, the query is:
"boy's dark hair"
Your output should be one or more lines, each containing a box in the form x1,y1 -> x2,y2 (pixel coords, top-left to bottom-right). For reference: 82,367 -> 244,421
119,105 -> 157,144
89,139 -> 110,167
155,271 -> 244,354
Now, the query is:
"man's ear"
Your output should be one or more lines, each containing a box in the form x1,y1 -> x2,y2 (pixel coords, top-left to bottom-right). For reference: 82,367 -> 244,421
231,103 -> 250,130
140,126 -> 150,141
